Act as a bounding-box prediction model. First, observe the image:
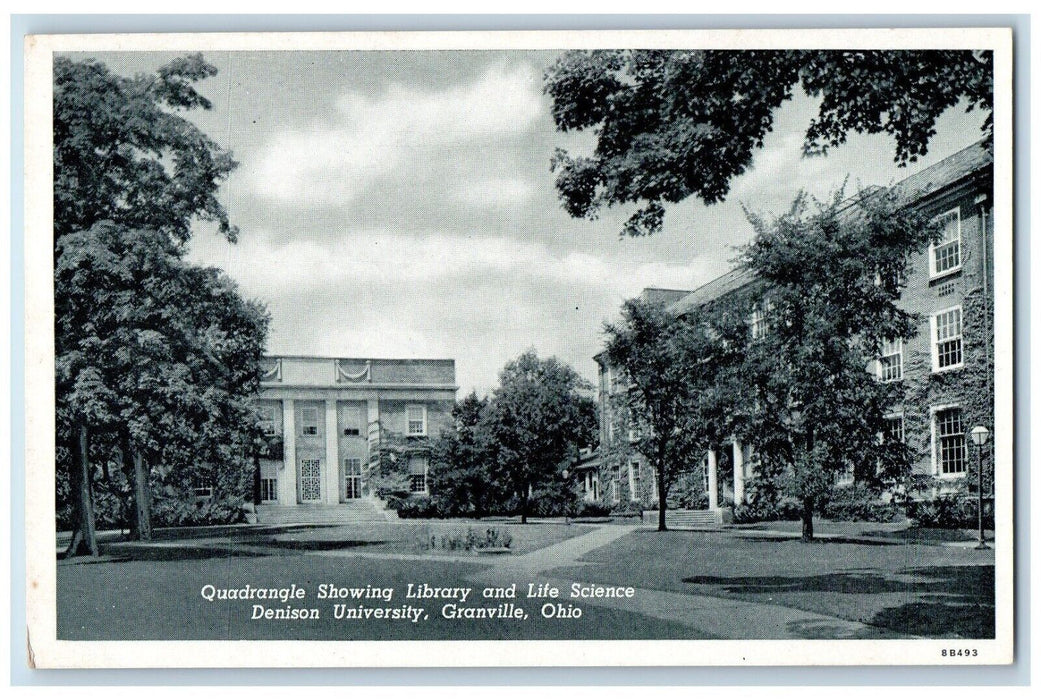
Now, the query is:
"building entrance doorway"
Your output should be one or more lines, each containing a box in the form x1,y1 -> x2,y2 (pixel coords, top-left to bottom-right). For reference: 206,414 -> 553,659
342,458 -> 363,501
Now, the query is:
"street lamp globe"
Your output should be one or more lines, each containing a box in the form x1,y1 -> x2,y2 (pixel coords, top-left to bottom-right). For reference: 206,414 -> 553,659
969,425 -> 991,447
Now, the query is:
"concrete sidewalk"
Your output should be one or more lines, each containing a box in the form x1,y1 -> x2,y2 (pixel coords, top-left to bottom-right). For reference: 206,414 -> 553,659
469,524 -> 910,640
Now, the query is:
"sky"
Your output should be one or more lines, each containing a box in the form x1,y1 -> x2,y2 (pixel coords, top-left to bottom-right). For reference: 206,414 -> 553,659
86,50 -> 988,396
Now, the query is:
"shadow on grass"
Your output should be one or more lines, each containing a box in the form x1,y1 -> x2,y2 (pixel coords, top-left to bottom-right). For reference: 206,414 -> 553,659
683,565 -> 994,638
734,534 -> 903,547
261,539 -> 389,551
61,543 -> 271,563
860,527 -> 979,543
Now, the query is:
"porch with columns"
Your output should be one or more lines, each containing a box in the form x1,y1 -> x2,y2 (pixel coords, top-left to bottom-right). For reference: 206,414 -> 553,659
706,438 -> 747,510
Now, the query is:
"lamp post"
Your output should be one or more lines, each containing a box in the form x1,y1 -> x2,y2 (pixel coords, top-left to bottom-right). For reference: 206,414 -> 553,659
968,425 -> 991,550
562,469 -> 571,526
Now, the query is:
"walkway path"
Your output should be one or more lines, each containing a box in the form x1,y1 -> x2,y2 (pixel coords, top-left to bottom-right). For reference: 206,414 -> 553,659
467,523 -> 911,640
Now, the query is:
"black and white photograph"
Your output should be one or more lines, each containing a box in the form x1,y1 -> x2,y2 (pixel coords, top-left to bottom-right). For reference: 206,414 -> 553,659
22,28 -> 1014,668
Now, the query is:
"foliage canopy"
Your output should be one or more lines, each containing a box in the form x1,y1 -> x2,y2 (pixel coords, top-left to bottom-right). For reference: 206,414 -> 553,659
544,49 -> 992,237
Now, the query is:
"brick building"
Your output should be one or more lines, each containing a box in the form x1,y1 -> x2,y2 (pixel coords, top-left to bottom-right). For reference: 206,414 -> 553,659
590,141 -> 995,519
253,355 -> 457,522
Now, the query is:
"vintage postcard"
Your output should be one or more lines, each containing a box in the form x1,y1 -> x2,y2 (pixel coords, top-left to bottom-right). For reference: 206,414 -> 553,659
23,28 -> 1014,668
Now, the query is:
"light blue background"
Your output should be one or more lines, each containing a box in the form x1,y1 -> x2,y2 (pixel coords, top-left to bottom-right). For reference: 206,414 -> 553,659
9,13 -> 1031,686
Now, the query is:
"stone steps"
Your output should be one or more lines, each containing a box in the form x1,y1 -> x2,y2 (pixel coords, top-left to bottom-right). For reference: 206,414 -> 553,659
256,500 -> 396,525
643,508 -> 725,529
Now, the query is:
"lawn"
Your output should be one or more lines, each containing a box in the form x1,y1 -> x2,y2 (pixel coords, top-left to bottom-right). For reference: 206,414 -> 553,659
547,527 -> 995,639
56,522 -> 694,641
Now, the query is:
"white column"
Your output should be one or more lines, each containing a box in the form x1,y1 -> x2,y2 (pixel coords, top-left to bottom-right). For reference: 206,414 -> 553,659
324,399 -> 339,504
707,448 -> 719,510
366,398 -> 380,496
733,440 -> 745,506
281,399 -> 296,505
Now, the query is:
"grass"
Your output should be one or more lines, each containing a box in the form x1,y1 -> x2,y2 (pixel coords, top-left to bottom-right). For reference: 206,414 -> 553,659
547,528 -> 995,638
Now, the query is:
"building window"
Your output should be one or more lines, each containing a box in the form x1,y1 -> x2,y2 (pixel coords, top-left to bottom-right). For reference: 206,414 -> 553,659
260,478 -> 278,502
342,406 -> 362,436
628,461 -> 641,501
407,405 -> 427,436
258,404 -> 278,436
930,208 -> 962,277
610,479 -> 619,504
408,455 -> 428,493
934,407 -> 967,476
750,307 -> 767,340
931,306 -> 964,371
343,458 -> 363,499
884,415 -> 905,444
877,338 -> 903,382
837,463 -> 854,485
192,479 -> 214,500
627,418 -> 639,443
300,407 -> 320,436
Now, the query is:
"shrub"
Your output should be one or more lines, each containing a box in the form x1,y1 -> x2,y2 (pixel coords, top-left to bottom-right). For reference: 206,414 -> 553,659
391,495 -> 442,519
150,496 -> 245,527
611,500 -> 643,517
905,494 -> 994,529
574,501 -> 612,518
417,526 -> 513,552
669,475 -> 709,510
820,484 -> 900,523
731,477 -> 801,523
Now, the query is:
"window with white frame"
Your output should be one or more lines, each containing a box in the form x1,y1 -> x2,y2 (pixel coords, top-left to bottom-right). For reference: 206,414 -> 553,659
406,404 -> 427,436
930,208 -> 962,277
750,307 -> 767,340
629,461 -> 641,501
258,404 -> 278,436
342,406 -> 362,436
259,478 -> 278,502
408,455 -> 428,493
884,414 -> 905,444
192,479 -> 214,499
627,415 -> 639,443
931,306 -> 964,371
300,407 -> 319,436
934,407 -> 967,476
877,338 -> 903,382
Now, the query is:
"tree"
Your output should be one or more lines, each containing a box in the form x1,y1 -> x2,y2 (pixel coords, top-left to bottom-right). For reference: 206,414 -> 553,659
483,351 -> 593,524
429,392 -> 504,517
53,53 -> 238,244
603,298 -> 743,531
56,223 -> 268,550
544,49 -> 992,237
54,54 -> 244,555
736,188 -> 934,541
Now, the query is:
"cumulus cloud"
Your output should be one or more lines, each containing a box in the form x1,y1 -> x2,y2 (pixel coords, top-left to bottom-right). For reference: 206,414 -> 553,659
187,228 -> 729,393
247,62 -> 544,208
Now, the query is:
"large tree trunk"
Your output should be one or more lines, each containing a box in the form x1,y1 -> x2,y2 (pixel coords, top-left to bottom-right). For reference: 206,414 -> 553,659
121,440 -> 151,541
657,466 -> 668,532
252,452 -> 262,506
65,423 -> 99,558
800,497 -> 814,542
520,483 -> 529,525
131,450 -> 152,541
